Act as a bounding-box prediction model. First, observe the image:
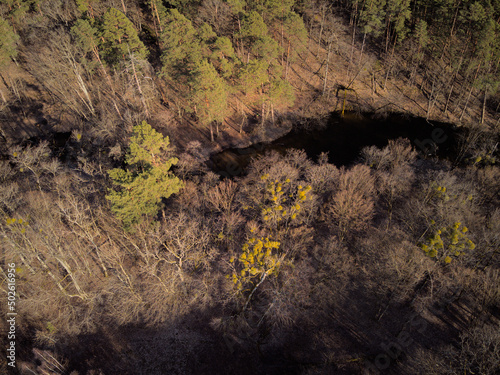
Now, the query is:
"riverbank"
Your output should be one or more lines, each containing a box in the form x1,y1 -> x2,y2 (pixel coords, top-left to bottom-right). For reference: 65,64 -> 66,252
163,13 -> 497,163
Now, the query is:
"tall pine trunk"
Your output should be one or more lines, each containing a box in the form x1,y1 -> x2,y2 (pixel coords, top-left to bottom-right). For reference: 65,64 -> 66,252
323,38 -> 333,95
359,32 -> 367,66
383,38 -> 397,90
481,88 -> 487,125
316,5 -> 327,57
426,74 -> 437,120
459,63 -> 481,121
347,25 -> 356,80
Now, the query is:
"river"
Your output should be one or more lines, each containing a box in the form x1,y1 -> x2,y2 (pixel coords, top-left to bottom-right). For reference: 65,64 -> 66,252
210,112 -> 463,178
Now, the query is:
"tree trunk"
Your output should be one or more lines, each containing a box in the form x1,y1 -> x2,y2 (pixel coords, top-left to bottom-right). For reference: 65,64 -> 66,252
317,5 -> 327,56
459,85 -> 474,122
443,56 -> 464,115
443,79 -> 455,115
56,257 -> 87,299
341,90 -> 347,118
129,48 -> 149,117
281,7 -> 284,65
151,1 -> 163,39
359,32 -> 367,66
0,73 -> 7,103
0,87 -> 6,104
385,15 -> 392,54
243,271 -> 269,312
323,39 -> 332,95
383,38 -> 397,90
121,0 -> 127,15
285,40 -> 291,80
426,74 -> 436,120
459,63 -> 481,121
240,117 -> 244,134
481,88 -> 487,125
440,0 -> 462,59
238,100 -> 245,134
409,47 -> 421,87
347,24 -> 356,80
350,0 -> 358,26
261,100 -> 265,124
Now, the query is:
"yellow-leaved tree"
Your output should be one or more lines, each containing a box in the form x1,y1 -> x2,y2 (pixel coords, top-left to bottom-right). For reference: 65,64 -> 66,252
231,173 -> 314,310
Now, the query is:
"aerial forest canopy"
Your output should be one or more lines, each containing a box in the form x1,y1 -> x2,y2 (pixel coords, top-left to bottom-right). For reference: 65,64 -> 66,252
0,0 -> 499,374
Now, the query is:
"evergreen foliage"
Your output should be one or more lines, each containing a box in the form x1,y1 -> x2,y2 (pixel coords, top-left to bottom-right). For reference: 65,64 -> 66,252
0,0 -> 31,25
159,9 -> 201,77
252,35 -> 282,62
70,18 -> 100,71
100,8 -> 148,65
252,0 -> 295,21
268,77 -> 295,108
283,11 -> 308,47
239,59 -> 269,94
210,36 -> 237,78
359,0 -> 386,37
0,16 -> 18,68
413,19 -> 429,49
71,19 -> 98,55
190,59 -> 229,126
106,121 -> 183,229
75,0 -> 98,16
239,11 -> 269,42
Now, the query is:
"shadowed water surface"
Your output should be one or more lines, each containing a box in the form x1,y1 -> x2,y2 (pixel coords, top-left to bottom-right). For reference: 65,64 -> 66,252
210,112 -> 463,177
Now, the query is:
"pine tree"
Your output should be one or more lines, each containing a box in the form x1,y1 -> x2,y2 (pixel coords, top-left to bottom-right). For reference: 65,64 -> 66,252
239,10 -> 268,42
282,11 -> 307,79
409,19 -> 429,85
0,16 -> 18,68
71,19 -> 98,56
358,0 -> 386,64
267,77 -> 295,122
251,35 -> 282,62
165,0 -> 199,14
70,18 -> 102,71
0,16 -> 18,103
239,58 -> 269,95
252,0 -> 294,21
385,0 -> 411,52
159,9 -> 201,78
100,8 -> 148,66
149,0 -> 168,36
0,0 -> 30,26
210,36 -> 237,78
359,0 -> 386,37
227,0 -> 246,14
106,121 -> 183,229
191,59 -> 229,141
75,0 -> 98,18
197,22 -> 217,59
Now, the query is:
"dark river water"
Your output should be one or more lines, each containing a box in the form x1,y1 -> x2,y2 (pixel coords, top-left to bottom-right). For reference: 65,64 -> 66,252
210,112 -> 464,178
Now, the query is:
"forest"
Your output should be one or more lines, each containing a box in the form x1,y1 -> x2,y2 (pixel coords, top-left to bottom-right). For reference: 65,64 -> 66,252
0,0 -> 499,374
